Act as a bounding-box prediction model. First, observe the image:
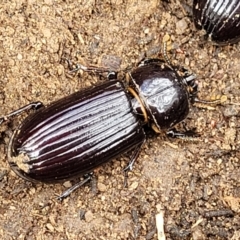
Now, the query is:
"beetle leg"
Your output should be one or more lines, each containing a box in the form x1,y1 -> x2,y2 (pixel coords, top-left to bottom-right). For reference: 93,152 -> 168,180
70,63 -> 109,73
166,128 -> 200,141
0,102 -> 43,125
123,140 -> 145,187
62,58 -> 119,80
70,63 -> 118,80
57,173 -> 93,200
62,57 -> 73,70
124,140 -> 146,172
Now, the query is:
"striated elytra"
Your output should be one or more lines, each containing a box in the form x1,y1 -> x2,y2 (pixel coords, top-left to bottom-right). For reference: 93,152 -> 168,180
193,0 -> 240,45
8,80 -> 145,183
1,58 -> 213,199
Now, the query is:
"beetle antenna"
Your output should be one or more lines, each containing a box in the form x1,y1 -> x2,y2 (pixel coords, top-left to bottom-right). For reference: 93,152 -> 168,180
162,34 -> 172,66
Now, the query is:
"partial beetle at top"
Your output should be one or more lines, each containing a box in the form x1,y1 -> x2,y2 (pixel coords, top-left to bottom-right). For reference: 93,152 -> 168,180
193,0 -> 240,45
0,58 -> 222,199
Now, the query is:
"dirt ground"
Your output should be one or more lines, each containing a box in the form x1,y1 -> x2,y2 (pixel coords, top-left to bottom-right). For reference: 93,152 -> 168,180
0,0 -> 239,239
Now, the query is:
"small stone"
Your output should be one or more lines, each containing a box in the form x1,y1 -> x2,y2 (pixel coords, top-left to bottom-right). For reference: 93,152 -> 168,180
85,210 -> 94,222
223,105 -> 239,117
176,18 -> 188,35
129,181 -> 138,191
98,182 -> 107,192
63,181 -> 72,188
144,28 -> 150,34
192,226 -> 206,240
17,54 -> 23,60
42,27 -> 52,38
46,223 -> 55,232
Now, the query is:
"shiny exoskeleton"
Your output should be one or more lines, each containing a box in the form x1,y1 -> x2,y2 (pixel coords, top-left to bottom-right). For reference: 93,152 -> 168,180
193,0 -> 240,45
0,59 -> 203,198
8,81 -> 145,183
130,60 -> 190,130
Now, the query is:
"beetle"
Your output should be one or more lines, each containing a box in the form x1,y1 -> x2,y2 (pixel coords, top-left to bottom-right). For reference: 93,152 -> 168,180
193,0 -> 240,45
0,58 -> 218,199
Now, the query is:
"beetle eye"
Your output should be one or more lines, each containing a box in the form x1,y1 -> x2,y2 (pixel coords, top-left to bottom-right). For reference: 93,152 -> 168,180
107,72 -> 118,80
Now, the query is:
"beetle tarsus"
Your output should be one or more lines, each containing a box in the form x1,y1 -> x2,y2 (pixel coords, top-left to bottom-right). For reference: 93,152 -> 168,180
71,63 -> 112,74
123,170 -> 128,188
62,57 -> 73,70
123,141 -> 145,187
0,102 -> 43,125
63,58 -> 119,80
167,128 -> 200,141
57,174 -> 93,201
69,62 -> 118,81
123,141 -> 145,172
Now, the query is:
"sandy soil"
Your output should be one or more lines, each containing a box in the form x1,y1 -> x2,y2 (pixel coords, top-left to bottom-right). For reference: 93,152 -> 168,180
0,0 -> 239,239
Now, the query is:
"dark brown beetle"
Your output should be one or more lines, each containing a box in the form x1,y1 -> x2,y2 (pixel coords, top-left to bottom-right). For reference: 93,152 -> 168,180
0,58 -> 218,199
193,0 -> 240,45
